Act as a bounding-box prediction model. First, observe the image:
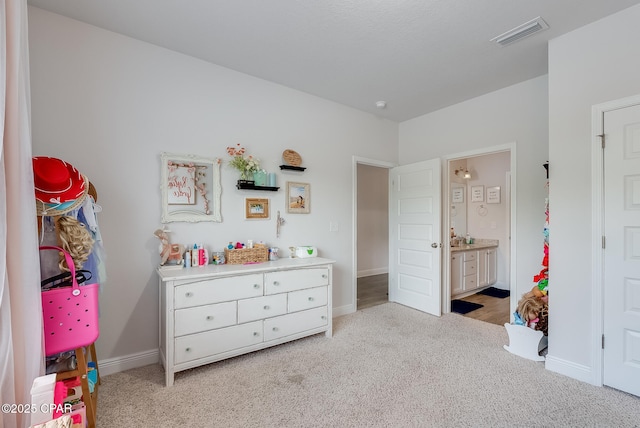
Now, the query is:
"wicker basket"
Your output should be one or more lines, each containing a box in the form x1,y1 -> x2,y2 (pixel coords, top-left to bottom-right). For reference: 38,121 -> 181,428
282,149 -> 302,167
224,247 -> 268,264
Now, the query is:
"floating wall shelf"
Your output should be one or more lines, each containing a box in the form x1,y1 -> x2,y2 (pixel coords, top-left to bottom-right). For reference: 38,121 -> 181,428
236,182 -> 279,191
279,165 -> 306,171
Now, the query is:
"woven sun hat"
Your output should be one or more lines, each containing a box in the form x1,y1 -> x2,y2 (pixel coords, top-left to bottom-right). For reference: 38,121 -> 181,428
33,157 -> 89,216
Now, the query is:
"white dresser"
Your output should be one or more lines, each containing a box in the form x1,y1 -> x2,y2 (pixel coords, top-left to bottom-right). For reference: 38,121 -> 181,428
158,257 -> 334,386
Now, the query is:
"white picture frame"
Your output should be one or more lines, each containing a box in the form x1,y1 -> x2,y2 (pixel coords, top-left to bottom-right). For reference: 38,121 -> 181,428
471,185 -> 484,203
161,152 -> 222,223
452,187 -> 464,203
487,186 -> 501,204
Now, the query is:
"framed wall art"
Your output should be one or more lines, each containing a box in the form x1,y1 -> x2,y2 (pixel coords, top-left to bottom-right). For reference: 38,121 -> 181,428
245,198 -> 270,219
487,186 -> 501,204
286,182 -> 310,214
160,152 -> 222,223
451,186 -> 464,203
471,185 -> 484,203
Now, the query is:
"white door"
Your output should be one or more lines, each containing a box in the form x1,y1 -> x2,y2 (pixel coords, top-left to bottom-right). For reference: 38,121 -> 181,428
603,103 -> 640,396
389,159 -> 441,315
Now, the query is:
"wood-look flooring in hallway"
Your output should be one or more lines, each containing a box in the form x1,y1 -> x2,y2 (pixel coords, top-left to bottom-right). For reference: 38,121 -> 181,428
357,274 -> 389,310
357,274 -> 509,326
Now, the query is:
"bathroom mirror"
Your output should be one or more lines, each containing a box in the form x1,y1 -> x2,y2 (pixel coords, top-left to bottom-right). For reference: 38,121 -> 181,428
160,152 -> 222,223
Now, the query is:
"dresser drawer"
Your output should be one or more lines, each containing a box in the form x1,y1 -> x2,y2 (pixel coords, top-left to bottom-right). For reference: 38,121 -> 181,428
237,294 -> 287,324
175,274 -> 263,309
463,251 -> 476,262
175,321 -> 263,364
263,306 -> 328,341
264,268 -> 329,294
288,286 -> 328,313
174,301 -> 237,337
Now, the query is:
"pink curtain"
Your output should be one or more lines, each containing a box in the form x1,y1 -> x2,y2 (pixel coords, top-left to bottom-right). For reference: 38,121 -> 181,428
1,1 -> 44,427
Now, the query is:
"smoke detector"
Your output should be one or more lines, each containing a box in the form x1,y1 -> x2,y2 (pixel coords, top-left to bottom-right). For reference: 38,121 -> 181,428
490,16 -> 549,47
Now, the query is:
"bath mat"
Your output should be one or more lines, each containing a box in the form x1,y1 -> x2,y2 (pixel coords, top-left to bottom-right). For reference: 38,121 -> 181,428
451,299 -> 483,314
477,287 -> 510,299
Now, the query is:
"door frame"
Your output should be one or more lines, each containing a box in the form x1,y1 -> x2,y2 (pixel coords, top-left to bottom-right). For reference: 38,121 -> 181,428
351,156 -> 396,314
442,142 -> 517,314
591,93 -> 640,387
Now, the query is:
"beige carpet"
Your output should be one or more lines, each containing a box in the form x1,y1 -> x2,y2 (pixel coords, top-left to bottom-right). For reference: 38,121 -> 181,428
97,303 -> 640,427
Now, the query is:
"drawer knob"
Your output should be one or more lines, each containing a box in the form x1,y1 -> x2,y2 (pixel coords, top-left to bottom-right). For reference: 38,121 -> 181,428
206,315 -> 214,321
321,316 -> 327,320
273,281 -> 280,286
322,274 -> 327,278
254,284 -> 260,289
253,332 -> 259,337
308,297 -> 314,301
185,347 -> 192,352
264,305 -> 270,310
272,327 -> 278,332
185,292 -> 193,298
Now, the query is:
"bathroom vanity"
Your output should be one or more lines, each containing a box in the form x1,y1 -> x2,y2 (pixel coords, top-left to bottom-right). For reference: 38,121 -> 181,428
450,240 -> 498,297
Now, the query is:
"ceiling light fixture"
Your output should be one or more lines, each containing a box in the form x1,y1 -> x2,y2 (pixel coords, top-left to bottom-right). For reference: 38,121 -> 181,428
490,16 -> 549,47
375,101 -> 387,109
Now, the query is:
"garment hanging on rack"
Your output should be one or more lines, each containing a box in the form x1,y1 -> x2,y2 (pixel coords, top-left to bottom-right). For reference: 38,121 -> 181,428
38,198 -> 107,288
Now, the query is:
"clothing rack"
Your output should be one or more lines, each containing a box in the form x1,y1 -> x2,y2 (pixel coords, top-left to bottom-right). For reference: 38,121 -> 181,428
54,344 -> 100,428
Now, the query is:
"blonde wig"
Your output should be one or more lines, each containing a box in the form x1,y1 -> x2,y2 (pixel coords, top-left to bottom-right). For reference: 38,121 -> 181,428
56,216 -> 94,271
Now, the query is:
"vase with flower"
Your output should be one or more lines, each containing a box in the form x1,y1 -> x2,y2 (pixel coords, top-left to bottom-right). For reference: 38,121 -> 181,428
226,144 -> 261,183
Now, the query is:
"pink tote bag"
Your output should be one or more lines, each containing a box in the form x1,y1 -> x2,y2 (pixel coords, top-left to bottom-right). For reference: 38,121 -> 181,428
40,246 -> 100,356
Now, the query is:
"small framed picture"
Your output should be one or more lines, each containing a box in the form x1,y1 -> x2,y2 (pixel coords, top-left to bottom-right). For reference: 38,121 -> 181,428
286,182 -> 310,214
451,187 -> 464,203
245,198 -> 270,219
471,185 -> 484,202
487,186 -> 501,204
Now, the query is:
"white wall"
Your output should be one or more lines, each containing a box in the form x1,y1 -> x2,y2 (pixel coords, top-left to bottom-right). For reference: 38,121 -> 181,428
356,164 -> 388,277
400,76 -> 549,305
547,3 -> 640,383
28,7 -> 398,362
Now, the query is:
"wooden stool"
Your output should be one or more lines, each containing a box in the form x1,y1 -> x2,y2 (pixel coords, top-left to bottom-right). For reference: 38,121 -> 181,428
55,343 -> 100,428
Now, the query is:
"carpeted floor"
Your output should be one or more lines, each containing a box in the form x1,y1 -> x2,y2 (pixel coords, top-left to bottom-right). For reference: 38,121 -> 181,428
96,303 -> 640,427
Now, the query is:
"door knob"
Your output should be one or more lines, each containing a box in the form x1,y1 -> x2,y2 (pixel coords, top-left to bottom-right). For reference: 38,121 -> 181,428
431,243 -> 438,248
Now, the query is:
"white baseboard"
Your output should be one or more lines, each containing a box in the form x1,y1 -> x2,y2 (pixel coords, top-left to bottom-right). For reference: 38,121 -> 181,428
98,307 -> 358,376
545,354 -> 598,386
98,349 -> 159,376
357,268 -> 388,278
493,281 -> 508,290
333,303 -> 356,318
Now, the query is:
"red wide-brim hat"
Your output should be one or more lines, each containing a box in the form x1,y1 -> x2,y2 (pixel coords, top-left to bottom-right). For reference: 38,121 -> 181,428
33,157 -> 89,216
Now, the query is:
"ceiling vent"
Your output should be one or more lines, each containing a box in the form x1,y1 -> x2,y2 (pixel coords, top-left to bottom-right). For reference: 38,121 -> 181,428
490,16 -> 549,47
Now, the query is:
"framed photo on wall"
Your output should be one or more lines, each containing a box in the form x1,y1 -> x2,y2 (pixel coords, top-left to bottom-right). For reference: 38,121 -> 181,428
471,185 -> 484,202
286,182 -> 310,214
245,198 -> 270,219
